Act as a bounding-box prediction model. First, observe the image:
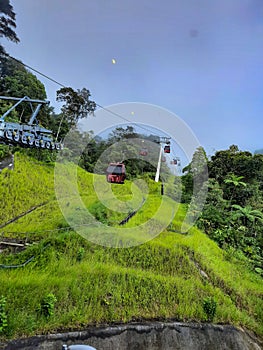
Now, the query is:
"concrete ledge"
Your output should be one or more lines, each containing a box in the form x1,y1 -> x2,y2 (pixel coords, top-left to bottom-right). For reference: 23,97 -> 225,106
0,322 -> 262,350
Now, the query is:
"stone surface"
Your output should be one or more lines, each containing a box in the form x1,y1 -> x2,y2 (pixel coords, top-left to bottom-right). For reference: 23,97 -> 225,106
0,322 -> 262,350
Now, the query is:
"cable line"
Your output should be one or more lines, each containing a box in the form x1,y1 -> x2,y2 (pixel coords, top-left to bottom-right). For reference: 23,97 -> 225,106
4,53 -> 66,88
4,54 -> 167,139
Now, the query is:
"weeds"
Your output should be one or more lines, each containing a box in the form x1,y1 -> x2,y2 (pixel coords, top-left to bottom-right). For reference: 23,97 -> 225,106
0,296 -> 7,334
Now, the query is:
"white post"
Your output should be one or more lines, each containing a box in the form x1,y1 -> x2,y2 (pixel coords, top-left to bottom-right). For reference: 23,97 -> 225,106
155,144 -> 162,182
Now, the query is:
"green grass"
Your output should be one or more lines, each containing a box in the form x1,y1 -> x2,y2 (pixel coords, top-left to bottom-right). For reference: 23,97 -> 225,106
0,154 -> 55,226
0,153 -> 262,340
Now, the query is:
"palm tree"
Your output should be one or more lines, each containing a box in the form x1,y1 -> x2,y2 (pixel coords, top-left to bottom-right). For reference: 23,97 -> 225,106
224,174 -> 246,187
224,173 -> 247,206
231,204 -> 263,233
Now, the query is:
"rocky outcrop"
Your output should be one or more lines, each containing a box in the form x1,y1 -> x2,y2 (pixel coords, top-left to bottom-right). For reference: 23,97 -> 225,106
0,322 -> 262,350
0,155 -> 14,172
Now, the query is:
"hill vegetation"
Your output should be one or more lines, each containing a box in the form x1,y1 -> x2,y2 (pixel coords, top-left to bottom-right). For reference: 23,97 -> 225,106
0,154 -> 262,341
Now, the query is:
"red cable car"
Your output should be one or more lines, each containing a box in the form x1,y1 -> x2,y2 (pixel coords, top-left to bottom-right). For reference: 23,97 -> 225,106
139,148 -> 148,156
106,163 -> 126,184
164,145 -> 170,153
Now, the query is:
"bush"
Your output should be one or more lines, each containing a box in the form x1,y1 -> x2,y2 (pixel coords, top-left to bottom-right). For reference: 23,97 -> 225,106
203,297 -> 217,322
77,247 -> 85,261
40,293 -> 57,318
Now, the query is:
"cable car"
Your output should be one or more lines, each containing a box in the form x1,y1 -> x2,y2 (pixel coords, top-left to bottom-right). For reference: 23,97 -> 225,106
170,159 -> 177,165
164,145 -> 170,153
161,156 -> 166,162
139,148 -> 148,156
106,163 -> 126,184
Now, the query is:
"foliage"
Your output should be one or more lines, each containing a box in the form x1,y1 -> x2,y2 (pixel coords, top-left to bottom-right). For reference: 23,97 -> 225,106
196,145 -> 263,273
0,100 -> 18,121
0,56 -> 50,125
39,293 -> 57,318
55,87 -> 96,140
76,247 -> 85,262
224,174 -> 246,188
0,144 -> 12,160
208,145 -> 256,185
77,125 -> 169,181
0,154 -> 262,340
0,0 -> 19,54
0,296 -> 8,334
231,204 -> 263,225
181,146 -> 208,203
203,297 -> 217,322
108,126 -> 139,142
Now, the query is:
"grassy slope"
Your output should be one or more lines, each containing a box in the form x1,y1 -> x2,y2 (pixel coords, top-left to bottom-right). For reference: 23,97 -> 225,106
0,153 -> 262,339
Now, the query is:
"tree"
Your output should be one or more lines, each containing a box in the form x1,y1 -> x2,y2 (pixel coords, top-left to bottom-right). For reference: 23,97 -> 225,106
56,87 -> 96,140
195,145 -> 263,270
224,174 -> 247,206
208,145 -> 254,184
231,204 -> 263,229
0,55 -> 50,125
0,0 -> 19,54
197,178 -> 228,233
181,146 -> 208,202
224,174 -> 246,188
108,126 -> 138,142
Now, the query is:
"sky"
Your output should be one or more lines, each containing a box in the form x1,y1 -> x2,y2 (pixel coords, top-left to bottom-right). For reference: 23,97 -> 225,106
3,0 -> 263,160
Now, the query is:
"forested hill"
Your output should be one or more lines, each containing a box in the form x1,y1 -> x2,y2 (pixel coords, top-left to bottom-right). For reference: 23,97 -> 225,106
0,153 -> 262,342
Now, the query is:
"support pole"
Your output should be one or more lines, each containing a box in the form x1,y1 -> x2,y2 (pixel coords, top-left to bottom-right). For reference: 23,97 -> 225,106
155,144 -> 162,182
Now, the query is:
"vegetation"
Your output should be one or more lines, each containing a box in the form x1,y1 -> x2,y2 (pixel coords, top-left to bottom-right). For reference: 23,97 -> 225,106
182,145 -> 263,274
0,296 -> 8,334
39,294 -> 57,318
203,297 -> 217,322
182,145 -> 263,275
0,154 -> 262,341
0,1 -> 262,343
0,0 -> 19,55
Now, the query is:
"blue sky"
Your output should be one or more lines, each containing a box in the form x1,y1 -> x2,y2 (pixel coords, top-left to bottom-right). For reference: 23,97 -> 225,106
3,0 -> 263,157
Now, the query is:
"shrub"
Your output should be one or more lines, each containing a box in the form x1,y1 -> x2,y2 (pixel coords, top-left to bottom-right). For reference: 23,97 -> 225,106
77,247 -> 85,262
40,293 -> 57,318
203,297 -> 217,322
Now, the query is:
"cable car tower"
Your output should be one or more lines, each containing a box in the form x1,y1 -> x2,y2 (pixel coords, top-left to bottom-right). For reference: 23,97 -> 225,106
155,136 -> 171,182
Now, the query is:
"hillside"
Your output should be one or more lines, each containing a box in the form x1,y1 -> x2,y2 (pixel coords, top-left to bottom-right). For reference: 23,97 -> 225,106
0,153 -> 262,341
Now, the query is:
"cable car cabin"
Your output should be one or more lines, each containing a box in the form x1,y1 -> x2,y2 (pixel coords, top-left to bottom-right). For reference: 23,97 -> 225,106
106,163 -> 126,184
164,145 -> 170,153
139,148 -> 148,156
170,159 -> 177,165
161,156 -> 166,162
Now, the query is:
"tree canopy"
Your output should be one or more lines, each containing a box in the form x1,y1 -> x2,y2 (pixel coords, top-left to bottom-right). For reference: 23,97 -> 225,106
55,87 -> 96,140
0,55 -> 50,124
195,145 -> 263,274
0,0 -> 19,54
